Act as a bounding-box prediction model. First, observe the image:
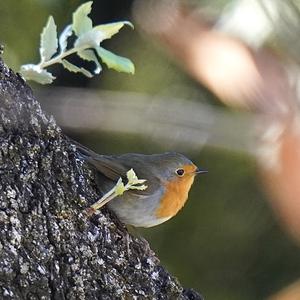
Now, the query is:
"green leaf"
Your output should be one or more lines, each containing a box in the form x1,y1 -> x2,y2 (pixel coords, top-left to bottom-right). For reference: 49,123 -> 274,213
40,16 -> 58,62
93,21 -> 133,41
96,47 -> 135,74
61,59 -> 93,78
134,179 -> 147,184
115,178 -> 126,196
20,64 -> 55,84
129,184 -> 148,191
78,49 -> 102,74
127,169 -> 137,184
73,1 -> 93,36
74,20 -> 133,50
59,24 -> 72,53
126,169 -> 147,188
74,29 -> 104,48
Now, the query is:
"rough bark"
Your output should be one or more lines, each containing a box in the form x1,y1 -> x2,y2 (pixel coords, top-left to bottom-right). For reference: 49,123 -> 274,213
0,58 -> 202,299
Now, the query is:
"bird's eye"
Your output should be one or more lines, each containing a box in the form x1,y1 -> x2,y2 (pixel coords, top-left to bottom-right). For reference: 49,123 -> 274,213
176,168 -> 185,177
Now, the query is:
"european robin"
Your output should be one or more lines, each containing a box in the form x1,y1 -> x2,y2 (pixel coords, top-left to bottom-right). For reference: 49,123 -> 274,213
73,141 -> 207,227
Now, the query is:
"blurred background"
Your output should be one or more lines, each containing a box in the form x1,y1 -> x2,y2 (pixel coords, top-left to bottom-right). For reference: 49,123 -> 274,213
2,0 -> 300,299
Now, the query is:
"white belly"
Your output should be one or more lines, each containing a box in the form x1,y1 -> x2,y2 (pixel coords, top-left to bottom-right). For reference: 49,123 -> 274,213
107,189 -> 171,227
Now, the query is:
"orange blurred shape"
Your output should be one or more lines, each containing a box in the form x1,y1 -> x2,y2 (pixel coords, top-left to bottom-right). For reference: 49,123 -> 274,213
268,279 -> 300,300
260,122 -> 300,242
133,0 -> 295,114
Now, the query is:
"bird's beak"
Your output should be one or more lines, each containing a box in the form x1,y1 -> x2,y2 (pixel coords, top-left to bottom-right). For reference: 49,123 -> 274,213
195,167 -> 208,174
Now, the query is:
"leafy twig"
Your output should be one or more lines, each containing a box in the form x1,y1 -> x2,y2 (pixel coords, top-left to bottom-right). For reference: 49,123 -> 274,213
86,169 -> 147,216
20,1 -> 135,84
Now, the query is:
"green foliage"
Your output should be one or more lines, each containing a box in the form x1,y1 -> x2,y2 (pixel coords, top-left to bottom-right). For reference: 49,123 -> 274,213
20,1 -> 135,84
40,16 -> 58,63
90,168 -> 147,212
126,168 -> 147,190
96,47 -> 135,74
20,64 -> 56,85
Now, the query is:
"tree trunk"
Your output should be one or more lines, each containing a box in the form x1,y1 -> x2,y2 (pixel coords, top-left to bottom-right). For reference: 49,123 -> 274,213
0,58 -> 202,300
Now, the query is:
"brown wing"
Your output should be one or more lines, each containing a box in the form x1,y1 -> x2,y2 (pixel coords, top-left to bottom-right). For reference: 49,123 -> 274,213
85,155 -> 128,181
89,155 -> 158,197
69,138 -> 127,181
71,138 -> 160,195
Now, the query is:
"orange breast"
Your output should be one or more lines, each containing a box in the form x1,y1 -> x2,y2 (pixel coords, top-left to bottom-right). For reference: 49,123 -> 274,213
155,164 -> 196,218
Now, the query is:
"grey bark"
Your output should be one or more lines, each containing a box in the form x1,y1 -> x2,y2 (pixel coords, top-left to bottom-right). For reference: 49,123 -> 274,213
0,58 -> 203,300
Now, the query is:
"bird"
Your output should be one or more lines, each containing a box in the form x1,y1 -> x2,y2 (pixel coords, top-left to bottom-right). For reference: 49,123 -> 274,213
73,140 -> 207,227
